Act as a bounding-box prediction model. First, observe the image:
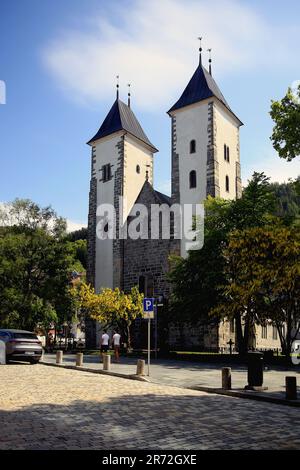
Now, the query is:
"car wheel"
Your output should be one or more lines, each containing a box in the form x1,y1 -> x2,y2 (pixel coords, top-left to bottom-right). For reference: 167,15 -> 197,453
5,355 -> 11,364
29,358 -> 40,364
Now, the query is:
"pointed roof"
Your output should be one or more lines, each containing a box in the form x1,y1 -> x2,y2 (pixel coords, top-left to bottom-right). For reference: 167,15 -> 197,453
168,64 -> 243,125
87,99 -> 158,151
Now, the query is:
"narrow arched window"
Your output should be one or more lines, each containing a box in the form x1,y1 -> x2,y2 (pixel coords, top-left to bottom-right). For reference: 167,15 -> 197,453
224,144 -> 227,160
136,164 -> 140,174
225,175 -> 229,192
138,276 -> 146,295
190,140 -> 196,154
189,170 -> 197,189
226,146 -> 230,162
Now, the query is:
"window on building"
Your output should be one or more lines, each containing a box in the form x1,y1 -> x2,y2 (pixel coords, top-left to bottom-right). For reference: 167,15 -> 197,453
272,326 -> 278,340
262,325 -> 268,339
224,144 -> 230,162
138,274 -> 154,297
190,140 -> 196,154
138,276 -> 146,295
136,165 -> 140,174
225,175 -> 229,192
102,164 -> 112,182
230,319 -> 235,333
189,170 -> 197,189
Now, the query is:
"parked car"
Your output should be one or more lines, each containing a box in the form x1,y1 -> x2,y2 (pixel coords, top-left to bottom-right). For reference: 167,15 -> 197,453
0,329 -> 43,364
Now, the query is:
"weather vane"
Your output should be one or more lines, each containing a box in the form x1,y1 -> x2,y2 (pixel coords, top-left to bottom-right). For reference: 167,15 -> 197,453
116,75 -> 119,99
198,37 -> 203,65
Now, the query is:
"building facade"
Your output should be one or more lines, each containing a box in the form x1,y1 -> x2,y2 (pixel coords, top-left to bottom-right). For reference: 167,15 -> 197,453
86,52 -> 281,351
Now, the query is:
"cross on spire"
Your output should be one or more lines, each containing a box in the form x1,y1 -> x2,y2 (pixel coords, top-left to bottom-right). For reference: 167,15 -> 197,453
207,48 -> 212,75
127,83 -> 131,108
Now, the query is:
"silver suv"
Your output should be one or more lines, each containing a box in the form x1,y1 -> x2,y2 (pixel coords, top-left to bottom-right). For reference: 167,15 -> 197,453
0,329 -> 43,364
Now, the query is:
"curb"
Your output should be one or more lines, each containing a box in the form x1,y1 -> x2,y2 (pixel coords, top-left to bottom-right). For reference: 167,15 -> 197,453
40,361 -> 149,382
187,385 -> 300,408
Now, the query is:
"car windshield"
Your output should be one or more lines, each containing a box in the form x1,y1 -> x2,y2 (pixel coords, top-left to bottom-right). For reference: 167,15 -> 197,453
12,333 -> 38,340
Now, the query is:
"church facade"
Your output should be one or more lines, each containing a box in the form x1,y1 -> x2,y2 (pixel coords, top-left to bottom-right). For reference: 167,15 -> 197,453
86,52 -> 281,352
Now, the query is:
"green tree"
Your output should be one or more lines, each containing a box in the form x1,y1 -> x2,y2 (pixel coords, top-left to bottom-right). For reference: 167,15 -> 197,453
270,84 -> 300,161
213,227 -> 300,361
72,284 -> 144,350
0,199 -> 79,334
169,173 -> 276,334
269,179 -> 300,226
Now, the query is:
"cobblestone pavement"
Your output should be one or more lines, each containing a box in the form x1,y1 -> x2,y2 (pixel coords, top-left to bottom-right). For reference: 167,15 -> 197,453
0,364 -> 299,450
44,354 -> 300,398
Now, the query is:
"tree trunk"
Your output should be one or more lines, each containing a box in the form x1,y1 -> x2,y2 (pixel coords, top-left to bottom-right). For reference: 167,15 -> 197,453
235,314 -> 246,355
126,323 -> 131,351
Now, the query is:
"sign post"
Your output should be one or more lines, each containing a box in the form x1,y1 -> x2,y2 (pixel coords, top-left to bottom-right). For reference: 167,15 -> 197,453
143,298 -> 154,376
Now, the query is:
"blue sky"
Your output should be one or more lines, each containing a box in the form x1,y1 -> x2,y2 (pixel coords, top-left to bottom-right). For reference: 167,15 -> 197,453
0,0 -> 299,229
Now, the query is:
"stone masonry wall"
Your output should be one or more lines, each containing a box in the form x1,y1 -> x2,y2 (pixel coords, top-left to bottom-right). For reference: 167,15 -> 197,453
206,101 -> 220,197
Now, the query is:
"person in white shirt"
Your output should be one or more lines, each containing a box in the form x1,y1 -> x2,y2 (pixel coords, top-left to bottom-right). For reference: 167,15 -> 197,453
112,330 -> 121,363
101,330 -> 110,361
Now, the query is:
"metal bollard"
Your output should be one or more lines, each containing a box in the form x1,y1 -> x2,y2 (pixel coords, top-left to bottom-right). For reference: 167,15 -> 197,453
136,359 -> 145,376
286,376 -> 297,400
103,354 -> 111,371
76,352 -> 83,367
222,367 -> 232,390
56,350 -> 63,364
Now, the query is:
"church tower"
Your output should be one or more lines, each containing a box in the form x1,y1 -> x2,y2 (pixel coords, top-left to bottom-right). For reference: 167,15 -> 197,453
168,47 -> 243,256
86,91 -> 157,346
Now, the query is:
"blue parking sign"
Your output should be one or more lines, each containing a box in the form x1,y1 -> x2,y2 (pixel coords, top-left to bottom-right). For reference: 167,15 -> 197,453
143,298 -> 154,312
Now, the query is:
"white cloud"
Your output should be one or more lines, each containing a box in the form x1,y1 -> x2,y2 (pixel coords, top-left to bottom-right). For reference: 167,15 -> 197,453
66,219 -> 87,233
243,155 -> 300,184
0,202 -> 86,233
42,0 -> 294,111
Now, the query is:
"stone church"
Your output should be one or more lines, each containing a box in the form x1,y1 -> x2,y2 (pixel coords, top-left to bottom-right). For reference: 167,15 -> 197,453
85,48 -> 280,352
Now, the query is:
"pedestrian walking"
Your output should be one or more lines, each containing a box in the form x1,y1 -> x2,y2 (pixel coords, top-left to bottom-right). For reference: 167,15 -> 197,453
100,330 -> 110,361
112,330 -> 121,363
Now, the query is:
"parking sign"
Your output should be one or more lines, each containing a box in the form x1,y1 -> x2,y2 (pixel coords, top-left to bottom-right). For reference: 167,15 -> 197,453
143,298 -> 154,319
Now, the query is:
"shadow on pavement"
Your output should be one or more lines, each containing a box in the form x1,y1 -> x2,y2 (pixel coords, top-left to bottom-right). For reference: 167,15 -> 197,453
0,390 -> 299,450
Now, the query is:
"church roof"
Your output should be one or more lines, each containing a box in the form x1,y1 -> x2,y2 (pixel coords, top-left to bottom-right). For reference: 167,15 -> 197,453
168,64 -> 242,125
154,190 -> 171,206
87,99 -> 158,151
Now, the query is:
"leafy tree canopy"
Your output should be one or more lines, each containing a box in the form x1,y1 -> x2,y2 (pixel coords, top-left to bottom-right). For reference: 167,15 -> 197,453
270,84 -> 300,161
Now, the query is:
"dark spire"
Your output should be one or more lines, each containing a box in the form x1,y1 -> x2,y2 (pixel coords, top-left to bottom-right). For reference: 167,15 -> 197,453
127,83 -> 131,108
198,37 -> 203,65
116,75 -> 119,99
207,49 -> 212,75
87,99 -> 158,151
146,163 -> 151,182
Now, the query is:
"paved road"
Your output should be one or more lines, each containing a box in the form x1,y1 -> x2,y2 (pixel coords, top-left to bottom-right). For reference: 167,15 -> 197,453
44,354 -> 300,398
0,364 -> 299,450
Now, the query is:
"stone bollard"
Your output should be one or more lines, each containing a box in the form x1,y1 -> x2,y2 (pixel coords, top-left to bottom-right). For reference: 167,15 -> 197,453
222,367 -> 232,390
76,352 -> 83,367
286,376 -> 297,400
56,350 -> 63,364
103,354 -> 111,371
136,359 -> 145,376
